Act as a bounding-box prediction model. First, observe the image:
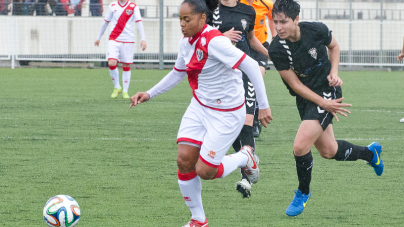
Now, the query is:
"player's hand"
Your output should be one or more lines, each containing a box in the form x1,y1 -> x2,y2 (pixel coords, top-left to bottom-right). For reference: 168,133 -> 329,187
327,73 -> 342,87
258,108 -> 273,128
140,41 -> 147,51
94,40 -> 100,47
320,97 -> 352,122
129,92 -> 150,108
223,27 -> 242,42
398,52 -> 404,61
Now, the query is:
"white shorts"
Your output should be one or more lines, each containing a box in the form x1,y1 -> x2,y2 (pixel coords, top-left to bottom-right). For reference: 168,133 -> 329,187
108,40 -> 134,64
177,98 -> 246,167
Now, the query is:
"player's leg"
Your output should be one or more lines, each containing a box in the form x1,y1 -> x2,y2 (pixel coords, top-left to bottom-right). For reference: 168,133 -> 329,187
233,76 -> 256,152
177,144 -> 207,225
176,100 -> 208,225
121,63 -> 131,99
120,43 -> 134,99
177,99 -> 252,225
108,41 -> 122,98
232,75 -> 258,197
286,120 -> 323,217
314,125 -> 383,175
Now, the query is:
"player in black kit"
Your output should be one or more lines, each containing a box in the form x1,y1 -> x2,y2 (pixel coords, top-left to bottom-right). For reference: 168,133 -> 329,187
268,0 -> 385,217
207,0 -> 272,199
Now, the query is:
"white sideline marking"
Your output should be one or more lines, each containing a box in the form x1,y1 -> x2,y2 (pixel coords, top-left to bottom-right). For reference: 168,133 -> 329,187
0,136 -> 176,141
1,136 -> 402,141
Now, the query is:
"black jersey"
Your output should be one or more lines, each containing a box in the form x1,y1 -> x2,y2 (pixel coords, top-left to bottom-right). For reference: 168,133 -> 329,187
207,3 -> 256,56
269,22 -> 333,96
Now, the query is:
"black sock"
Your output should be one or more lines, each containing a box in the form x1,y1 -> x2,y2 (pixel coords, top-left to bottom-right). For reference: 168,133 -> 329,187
239,125 -> 255,151
295,151 -> 313,195
233,125 -> 255,152
332,140 -> 374,162
232,135 -> 241,152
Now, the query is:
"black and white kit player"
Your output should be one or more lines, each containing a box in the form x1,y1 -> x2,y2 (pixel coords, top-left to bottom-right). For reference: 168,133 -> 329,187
270,22 -> 336,104
269,2 -> 384,216
208,2 -> 273,199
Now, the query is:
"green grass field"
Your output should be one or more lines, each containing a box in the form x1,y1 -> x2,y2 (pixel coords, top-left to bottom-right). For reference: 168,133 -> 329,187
0,68 -> 403,226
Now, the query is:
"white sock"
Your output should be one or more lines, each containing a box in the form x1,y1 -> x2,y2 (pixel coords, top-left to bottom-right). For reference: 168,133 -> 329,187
122,67 -> 131,93
109,67 -> 121,89
178,173 -> 205,222
219,152 -> 248,178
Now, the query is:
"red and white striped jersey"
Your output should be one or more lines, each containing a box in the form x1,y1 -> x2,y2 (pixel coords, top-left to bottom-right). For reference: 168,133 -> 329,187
175,25 -> 247,111
104,1 -> 142,43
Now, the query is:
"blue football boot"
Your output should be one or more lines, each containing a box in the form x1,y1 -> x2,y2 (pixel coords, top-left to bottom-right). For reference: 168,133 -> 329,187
366,142 -> 384,176
286,189 -> 311,217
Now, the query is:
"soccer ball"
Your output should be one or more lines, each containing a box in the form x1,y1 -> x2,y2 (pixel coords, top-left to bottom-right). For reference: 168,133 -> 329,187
43,195 -> 80,227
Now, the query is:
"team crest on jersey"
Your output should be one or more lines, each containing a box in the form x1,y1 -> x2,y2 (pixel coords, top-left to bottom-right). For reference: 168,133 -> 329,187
260,19 -> 264,25
196,48 -> 203,61
241,19 -> 247,30
309,48 -> 317,59
126,9 -> 133,15
201,37 -> 206,46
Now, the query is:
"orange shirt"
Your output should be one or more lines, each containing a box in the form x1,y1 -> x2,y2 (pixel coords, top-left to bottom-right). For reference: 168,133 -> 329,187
240,0 -> 273,43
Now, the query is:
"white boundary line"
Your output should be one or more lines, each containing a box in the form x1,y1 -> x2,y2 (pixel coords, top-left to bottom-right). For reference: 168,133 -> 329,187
1,136 -> 402,141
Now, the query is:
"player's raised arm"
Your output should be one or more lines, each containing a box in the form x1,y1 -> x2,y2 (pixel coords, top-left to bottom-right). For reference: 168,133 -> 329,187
129,68 -> 186,108
130,37 -> 188,108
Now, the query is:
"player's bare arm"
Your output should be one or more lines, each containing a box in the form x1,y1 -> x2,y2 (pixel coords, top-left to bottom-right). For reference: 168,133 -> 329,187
326,36 -> 342,87
279,69 -> 351,121
248,31 -> 269,58
267,18 -> 276,38
129,92 -> 150,107
223,27 -> 242,42
94,40 -> 100,46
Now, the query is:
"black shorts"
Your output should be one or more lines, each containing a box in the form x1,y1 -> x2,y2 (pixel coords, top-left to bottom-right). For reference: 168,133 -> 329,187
296,86 -> 342,131
242,72 -> 257,115
251,41 -> 270,69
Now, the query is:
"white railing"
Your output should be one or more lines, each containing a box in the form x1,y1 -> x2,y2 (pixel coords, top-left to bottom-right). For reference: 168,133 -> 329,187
0,12 -> 403,67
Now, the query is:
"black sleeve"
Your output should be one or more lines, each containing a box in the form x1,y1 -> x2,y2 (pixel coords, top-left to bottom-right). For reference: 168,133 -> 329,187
316,22 -> 332,46
269,45 -> 290,71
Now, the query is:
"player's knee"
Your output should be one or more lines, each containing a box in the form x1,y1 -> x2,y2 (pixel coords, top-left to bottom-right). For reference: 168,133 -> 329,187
195,169 -> 215,180
195,165 -> 216,180
176,156 -> 194,173
293,143 -> 308,156
318,150 -> 335,159
108,61 -> 117,67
